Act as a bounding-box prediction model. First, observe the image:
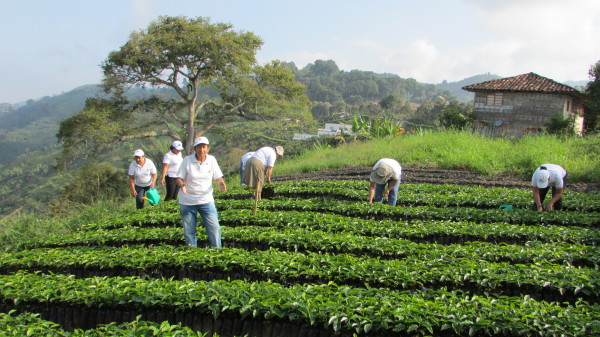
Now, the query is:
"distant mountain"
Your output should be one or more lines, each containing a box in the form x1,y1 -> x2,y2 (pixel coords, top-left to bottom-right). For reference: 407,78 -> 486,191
564,80 -> 588,90
0,85 -> 172,164
434,73 -> 502,102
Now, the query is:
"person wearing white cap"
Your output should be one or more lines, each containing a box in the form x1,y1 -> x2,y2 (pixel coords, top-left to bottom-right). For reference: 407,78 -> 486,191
242,146 -> 284,200
531,164 -> 567,212
239,151 -> 255,185
368,158 -> 402,206
127,149 -> 158,209
175,136 -> 227,248
160,140 -> 184,202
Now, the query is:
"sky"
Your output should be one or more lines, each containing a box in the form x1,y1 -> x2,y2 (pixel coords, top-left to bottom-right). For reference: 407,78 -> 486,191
1,0 -> 599,104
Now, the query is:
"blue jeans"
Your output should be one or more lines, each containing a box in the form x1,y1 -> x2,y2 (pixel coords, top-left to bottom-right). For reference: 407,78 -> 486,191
134,185 -> 150,209
180,203 -> 222,248
373,181 -> 399,206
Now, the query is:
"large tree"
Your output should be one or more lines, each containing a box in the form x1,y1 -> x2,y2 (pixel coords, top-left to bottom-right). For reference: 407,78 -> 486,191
59,16 -> 310,160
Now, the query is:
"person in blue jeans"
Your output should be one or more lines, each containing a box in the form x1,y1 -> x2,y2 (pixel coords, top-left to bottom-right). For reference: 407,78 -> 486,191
367,158 -> 402,206
127,149 -> 157,210
175,136 -> 227,248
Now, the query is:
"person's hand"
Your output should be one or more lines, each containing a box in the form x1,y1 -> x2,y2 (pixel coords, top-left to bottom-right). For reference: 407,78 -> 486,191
545,203 -> 554,212
384,190 -> 391,197
536,205 -> 544,212
160,179 -> 165,186
131,190 -> 137,198
150,183 -> 155,189
181,185 -> 188,195
219,182 -> 227,193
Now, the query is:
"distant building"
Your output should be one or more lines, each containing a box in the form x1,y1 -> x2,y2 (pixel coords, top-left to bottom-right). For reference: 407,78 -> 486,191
292,133 -> 316,140
462,72 -> 584,135
318,123 -> 353,136
293,122 -> 354,140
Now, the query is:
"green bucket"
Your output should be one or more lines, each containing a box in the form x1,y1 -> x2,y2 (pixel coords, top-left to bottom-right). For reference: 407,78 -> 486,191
144,188 -> 160,205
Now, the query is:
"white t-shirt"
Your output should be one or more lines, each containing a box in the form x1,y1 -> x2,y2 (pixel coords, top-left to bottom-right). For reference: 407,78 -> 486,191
241,152 -> 255,170
175,154 -> 223,205
163,151 -> 183,177
531,164 -> 566,188
128,158 -> 157,187
371,158 -> 402,182
251,147 -> 277,167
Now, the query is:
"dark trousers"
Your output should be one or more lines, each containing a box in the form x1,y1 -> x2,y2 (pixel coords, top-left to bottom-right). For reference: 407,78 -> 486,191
164,176 -> 180,202
539,172 -> 568,210
135,185 -> 151,209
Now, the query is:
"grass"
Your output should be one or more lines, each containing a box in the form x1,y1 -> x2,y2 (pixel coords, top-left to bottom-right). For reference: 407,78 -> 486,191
275,130 -> 600,182
0,199 -> 131,251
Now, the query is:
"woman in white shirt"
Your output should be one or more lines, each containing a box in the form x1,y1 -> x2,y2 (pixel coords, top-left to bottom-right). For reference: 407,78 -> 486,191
175,137 -> 227,248
160,140 -> 184,202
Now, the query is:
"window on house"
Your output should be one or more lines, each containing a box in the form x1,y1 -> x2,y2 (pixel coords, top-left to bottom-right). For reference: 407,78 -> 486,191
486,93 -> 503,106
565,100 -> 571,112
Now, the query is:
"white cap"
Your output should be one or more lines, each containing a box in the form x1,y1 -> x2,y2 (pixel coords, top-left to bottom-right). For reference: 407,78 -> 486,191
193,136 -> 209,147
171,140 -> 184,151
533,169 -> 550,188
133,149 -> 144,157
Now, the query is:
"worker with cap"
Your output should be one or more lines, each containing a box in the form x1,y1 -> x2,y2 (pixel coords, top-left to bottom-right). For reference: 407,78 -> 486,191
127,149 -> 158,210
531,164 -> 567,212
239,151 -> 255,185
368,158 -> 402,206
160,140 -> 184,202
175,136 -> 227,248
243,146 -> 284,200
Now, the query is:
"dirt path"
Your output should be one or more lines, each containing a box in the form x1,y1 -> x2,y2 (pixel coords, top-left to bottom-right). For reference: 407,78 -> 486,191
274,166 -> 598,193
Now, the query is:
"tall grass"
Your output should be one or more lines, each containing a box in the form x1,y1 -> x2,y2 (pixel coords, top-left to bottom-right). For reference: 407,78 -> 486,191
0,199 -> 131,251
276,130 -> 600,182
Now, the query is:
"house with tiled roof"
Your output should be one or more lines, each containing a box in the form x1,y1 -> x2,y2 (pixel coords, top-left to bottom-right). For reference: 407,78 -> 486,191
462,72 -> 584,134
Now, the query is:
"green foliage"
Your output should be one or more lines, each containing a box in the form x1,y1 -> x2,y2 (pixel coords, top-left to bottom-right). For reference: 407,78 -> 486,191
438,101 -> 475,130
56,163 -> 130,206
584,59 -> 600,133
545,113 -> 576,136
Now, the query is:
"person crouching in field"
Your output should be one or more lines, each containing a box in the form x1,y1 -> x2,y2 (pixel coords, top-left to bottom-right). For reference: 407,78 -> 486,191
531,164 -> 567,212
176,136 -> 227,248
368,158 -> 402,206
243,146 -> 284,200
239,151 -> 255,185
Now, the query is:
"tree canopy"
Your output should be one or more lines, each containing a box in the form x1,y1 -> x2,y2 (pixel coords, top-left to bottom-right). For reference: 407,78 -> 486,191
584,60 -> 600,133
58,16 -> 311,161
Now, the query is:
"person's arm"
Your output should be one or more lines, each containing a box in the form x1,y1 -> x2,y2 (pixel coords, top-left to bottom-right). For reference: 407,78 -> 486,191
160,163 -> 169,186
367,181 -> 376,203
546,188 -> 564,211
265,166 -> 274,184
176,178 -> 188,195
129,176 -> 137,197
531,187 -> 544,212
384,179 -> 398,197
215,177 -> 227,193
150,173 -> 157,189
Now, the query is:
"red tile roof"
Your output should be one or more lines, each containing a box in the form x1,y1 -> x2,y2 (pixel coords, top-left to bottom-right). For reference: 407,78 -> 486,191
462,72 -> 579,94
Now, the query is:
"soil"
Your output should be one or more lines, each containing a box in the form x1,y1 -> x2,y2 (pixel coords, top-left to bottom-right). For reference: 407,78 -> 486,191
273,166 -> 599,193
